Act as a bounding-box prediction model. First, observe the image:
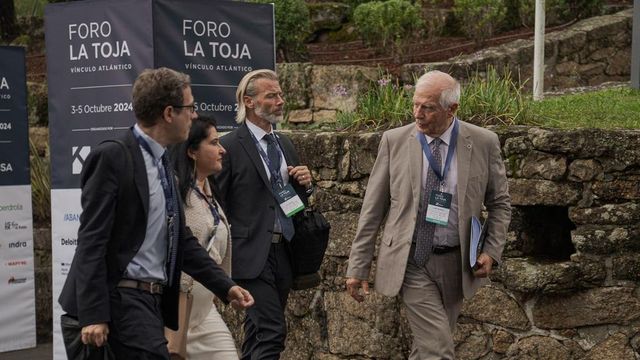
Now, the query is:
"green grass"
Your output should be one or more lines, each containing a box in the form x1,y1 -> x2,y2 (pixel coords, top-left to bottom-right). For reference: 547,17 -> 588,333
531,87 -> 640,129
15,0 -> 48,18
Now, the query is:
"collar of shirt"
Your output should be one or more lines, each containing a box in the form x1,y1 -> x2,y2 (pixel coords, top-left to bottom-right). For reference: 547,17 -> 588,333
133,123 -> 166,161
246,119 -> 274,143
423,117 -> 457,147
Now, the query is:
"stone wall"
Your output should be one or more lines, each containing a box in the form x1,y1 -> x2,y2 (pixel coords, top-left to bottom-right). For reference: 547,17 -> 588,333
401,9 -> 633,91
31,127 -> 640,358
277,9 -> 633,128
211,127 -> 639,359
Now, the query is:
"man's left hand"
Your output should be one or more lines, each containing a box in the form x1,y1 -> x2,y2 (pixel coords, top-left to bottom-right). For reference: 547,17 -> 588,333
288,165 -> 312,188
473,253 -> 494,278
227,285 -> 255,310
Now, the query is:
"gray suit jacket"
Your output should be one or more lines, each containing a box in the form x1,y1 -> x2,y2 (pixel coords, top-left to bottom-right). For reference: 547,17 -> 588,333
346,121 -> 511,298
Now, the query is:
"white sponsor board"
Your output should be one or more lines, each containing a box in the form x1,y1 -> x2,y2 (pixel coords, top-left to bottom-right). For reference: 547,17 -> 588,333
51,188 -> 82,359
0,185 -> 36,352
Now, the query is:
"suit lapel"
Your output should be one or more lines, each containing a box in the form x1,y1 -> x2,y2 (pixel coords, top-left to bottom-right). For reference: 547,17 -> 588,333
456,121 -> 473,214
237,123 -> 272,189
408,128 -> 422,212
125,130 -> 150,216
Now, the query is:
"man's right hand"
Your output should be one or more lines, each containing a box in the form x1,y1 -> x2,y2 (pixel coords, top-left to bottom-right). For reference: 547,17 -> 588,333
81,323 -> 109,347
346,277 -> 370,302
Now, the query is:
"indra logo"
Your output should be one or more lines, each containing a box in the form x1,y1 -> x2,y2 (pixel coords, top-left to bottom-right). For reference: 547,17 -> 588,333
0,162 -> 12,172
72,146 -> 91,175
4,221 -> 27,230
8,241 -> 28,248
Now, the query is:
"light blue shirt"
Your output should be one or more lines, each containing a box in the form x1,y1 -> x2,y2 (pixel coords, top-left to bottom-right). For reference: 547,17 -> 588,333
125,124 -> 168,283
420,118 -> 460,247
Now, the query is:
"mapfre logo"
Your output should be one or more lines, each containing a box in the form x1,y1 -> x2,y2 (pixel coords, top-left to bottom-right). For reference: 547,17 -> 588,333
7,276 -> 27,284
6,260 -> 28,267
72,146 -> 91,175
4,221 -> 27,230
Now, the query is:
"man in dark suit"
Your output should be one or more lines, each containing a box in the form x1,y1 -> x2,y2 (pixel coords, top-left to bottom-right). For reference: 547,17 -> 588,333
59,67 -> 254,359
216,69 -> 313,359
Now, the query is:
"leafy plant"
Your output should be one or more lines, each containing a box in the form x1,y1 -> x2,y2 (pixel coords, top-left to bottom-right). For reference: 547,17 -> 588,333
336,74 -> 414,131
453,0 -> 507,46
30,138 -> 50,224
458,66 -> 533,126
353,0 -> 424,59
248,0 -> 311,61
518,0 -> 569,27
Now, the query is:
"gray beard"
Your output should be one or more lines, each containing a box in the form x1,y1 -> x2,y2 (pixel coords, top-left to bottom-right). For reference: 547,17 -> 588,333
256,107 -> 283,124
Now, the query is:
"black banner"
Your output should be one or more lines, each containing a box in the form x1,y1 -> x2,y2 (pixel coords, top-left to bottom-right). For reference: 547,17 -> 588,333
154,0 -> 275,130
45,0 -> 155,189
0,46 -> 29,186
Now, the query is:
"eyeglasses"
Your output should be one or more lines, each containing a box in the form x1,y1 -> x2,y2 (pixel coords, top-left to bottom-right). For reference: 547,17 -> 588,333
171,104 -> 196,114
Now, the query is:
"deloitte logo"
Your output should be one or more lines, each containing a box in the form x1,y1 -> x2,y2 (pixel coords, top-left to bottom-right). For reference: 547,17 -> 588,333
0,203 -> 23,212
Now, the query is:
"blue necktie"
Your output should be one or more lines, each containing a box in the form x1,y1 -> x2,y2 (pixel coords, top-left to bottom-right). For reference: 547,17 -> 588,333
264,134 -> 295,241
413,138 -> 442,266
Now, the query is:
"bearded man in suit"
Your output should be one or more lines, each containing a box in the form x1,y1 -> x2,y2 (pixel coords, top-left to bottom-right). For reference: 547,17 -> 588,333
59,67 -> 253,359
346,70 -> 511,359
216,69 -> 313,359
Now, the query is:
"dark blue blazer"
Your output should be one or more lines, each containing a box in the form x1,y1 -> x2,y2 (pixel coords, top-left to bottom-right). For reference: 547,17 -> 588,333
59,128 -> 235,330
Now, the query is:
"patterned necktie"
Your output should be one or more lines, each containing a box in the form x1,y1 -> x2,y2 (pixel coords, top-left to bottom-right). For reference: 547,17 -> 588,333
161,151 -> 180,286
264,134 -> 295,241
413,138 -> 442,267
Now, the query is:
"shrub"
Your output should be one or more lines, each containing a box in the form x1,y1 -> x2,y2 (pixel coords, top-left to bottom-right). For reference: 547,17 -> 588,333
453,0 -> 507,46
353,0 -> 423,59
458,66 -> 533,126
30,138 -> 50,224
336,74 -> 414,131
518,0 -> 569,27
248,0 -> 311,61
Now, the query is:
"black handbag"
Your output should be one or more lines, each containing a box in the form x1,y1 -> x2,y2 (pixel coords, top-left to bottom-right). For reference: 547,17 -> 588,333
289,208 -> 331,290
61,314 -> 116,360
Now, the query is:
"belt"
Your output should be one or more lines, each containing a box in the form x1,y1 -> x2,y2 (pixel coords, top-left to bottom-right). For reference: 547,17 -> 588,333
432,245 -> 460,255
271,233 -> 283,244
117,279 -> 164,294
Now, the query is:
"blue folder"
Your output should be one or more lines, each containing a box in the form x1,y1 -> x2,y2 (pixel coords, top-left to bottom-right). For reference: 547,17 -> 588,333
469,216 -> 488,270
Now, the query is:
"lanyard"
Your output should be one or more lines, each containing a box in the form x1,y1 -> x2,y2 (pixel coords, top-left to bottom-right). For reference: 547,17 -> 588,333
133,130 -> 176,217
191,183 -> 221,226
248,130 -> 285,187
416,119 -> 459,183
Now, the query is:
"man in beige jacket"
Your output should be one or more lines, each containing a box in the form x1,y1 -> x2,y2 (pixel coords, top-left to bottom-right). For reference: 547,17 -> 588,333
346,70 -> 511,359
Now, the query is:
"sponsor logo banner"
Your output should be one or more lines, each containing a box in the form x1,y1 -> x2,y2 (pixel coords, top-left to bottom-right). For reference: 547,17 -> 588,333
0,46 -> 30,186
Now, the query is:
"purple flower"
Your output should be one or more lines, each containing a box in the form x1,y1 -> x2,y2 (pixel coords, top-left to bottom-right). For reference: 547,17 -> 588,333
403,84 -> 414,91
378,78 -> 391,87
333,84 -> 348,97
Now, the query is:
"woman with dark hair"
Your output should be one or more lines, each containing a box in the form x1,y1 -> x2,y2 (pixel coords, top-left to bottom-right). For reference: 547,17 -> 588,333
170,116 -> 238,360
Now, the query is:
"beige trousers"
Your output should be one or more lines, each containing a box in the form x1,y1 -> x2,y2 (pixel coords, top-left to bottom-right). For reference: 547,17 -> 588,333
400,245 -> 464,360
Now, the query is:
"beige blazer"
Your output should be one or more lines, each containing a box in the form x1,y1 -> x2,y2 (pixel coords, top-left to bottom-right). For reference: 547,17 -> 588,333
346,121 -> 511,299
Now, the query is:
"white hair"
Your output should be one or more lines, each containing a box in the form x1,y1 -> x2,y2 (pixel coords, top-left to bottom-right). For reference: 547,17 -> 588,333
415,70 -> 461,109
235,69 -> 279,124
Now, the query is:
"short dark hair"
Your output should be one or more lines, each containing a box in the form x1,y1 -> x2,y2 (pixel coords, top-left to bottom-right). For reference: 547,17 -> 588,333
132,67 -> 191,126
